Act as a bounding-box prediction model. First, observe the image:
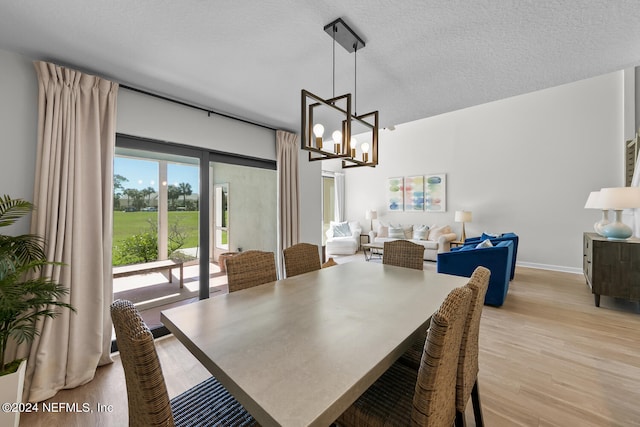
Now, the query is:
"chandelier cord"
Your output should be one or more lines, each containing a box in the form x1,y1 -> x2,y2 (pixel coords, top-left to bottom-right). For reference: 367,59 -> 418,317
354,42 -> 358,116
332,25 -> 336,99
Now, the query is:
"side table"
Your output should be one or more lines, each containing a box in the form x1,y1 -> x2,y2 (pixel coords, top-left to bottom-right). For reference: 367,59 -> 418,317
359,233 -> 370,251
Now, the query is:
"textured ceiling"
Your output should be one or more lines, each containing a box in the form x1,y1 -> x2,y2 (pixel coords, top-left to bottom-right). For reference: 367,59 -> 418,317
1,1 -> 640,132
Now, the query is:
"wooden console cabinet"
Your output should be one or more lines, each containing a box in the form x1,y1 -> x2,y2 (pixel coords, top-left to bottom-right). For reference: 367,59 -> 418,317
583,232 -> 640,307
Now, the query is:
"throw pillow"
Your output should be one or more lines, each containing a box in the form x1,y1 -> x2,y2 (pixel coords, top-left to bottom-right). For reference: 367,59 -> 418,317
376,221 -> 389,238
475,239 -> 494,249
481,232 -> 501,239
333,222 -> 351,237
412,224 -> 429,240
388,226 -> 405,239
428,225 -> 452,241
402,225 -> 413,239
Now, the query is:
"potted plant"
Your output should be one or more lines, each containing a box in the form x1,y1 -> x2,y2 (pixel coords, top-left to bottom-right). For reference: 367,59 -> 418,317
0,195 -> 75,426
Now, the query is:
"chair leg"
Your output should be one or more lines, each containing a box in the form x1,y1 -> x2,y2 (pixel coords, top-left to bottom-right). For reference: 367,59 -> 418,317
471,380 -> 485,427
455,410 -> 466,427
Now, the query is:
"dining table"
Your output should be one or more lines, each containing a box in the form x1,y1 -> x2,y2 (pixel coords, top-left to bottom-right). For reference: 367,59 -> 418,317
160,261 -> 468,427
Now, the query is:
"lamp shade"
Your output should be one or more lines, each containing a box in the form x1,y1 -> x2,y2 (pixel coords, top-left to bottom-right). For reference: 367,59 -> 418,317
599,187 -> 640,209
365,209 -> 377,220
584,191 -> 602,209
454,210 -> 472,223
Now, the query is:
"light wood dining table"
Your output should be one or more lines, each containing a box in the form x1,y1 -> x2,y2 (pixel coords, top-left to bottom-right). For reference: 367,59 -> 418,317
160,261 -> 468,427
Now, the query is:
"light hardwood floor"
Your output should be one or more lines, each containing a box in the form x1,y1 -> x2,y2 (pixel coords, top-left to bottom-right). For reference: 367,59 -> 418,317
20,256 -> 640,426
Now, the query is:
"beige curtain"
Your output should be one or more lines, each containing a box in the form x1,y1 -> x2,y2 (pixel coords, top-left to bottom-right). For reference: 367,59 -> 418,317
277,130 -> 300,273
24,61 -> 118,402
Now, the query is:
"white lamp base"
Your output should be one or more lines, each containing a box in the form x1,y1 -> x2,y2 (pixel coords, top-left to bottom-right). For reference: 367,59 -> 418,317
594,210 -> 610,236
600,210 -> 632,240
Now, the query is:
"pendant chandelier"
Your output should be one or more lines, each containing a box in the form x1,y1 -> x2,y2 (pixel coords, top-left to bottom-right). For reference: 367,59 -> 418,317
301,18 -> 379,168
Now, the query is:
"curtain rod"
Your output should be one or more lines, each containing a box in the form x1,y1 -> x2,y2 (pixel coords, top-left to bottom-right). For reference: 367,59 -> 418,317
120,84 -> 279,132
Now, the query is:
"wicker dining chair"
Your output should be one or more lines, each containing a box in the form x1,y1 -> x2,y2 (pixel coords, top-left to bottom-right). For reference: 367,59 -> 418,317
283,243 -> 321,277
110,299 -> 258,427
382,240 -> 425,270
336,286 -> 472,427
225,250 -> 277,293
398,267 -> 491,372
455,266 -> 490,427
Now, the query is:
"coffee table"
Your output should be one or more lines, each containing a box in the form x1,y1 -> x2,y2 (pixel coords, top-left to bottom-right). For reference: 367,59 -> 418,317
362,242 -> 384,261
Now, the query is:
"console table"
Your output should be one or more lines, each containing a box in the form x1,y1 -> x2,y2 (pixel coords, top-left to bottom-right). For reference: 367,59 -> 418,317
583,232 -> 640,307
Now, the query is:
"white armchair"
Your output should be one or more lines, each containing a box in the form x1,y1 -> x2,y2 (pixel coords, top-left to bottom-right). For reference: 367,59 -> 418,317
325,221 -> 362,256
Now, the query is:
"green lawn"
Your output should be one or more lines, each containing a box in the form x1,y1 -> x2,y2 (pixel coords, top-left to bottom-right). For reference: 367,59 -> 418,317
113,211 -> 199,248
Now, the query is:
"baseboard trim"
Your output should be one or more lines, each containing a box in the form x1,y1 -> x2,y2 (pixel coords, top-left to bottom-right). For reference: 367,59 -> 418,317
516,262 -> 582,275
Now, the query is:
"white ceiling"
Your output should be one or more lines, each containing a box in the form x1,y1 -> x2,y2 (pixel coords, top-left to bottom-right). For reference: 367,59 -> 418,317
2,1 -> 640,131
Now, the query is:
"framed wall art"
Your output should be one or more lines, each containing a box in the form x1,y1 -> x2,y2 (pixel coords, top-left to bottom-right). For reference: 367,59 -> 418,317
425,173 -> 446,212
404,175 -> 424,211
387,177 -> 404,211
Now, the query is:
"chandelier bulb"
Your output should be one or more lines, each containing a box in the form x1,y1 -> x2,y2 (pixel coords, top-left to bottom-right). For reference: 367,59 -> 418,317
313,123 -> 325,138
350,137 -> 357,157
332,130 -> 342,154
332,130 -> 342,144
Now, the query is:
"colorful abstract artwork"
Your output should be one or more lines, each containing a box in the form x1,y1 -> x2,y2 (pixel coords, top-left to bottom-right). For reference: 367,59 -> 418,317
387,177 -> 404,211
425,174 -> 446,212
404,175 -> 424,211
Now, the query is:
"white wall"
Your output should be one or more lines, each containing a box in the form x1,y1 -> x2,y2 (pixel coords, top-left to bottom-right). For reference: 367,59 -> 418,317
341,72 -> 625,272
117,88 -> 276,160
0,49 -> 38,235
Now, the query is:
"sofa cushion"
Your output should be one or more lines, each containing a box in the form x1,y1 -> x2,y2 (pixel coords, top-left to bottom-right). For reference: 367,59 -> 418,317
476,239 -> 494,249
428,225 -> 452,241
408,239 -> 438,250
333,222 -> 351,237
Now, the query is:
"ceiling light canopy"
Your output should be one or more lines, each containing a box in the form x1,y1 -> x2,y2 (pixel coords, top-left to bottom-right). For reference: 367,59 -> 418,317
301,18 -> 379,168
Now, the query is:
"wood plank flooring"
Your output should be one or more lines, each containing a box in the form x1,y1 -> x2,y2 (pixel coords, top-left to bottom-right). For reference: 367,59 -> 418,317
20,259 -> 640,426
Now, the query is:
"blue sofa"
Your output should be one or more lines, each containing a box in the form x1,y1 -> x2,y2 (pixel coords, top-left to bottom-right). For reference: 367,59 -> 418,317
437,240 -> 514,306
463,232 -> 518,280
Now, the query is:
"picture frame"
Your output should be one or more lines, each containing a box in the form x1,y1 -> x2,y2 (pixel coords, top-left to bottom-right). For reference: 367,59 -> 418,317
425,173 -> 446,212
387,177 -> 404,211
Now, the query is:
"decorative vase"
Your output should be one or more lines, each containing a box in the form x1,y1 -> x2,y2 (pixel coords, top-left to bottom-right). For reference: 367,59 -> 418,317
0,359 -> 27,427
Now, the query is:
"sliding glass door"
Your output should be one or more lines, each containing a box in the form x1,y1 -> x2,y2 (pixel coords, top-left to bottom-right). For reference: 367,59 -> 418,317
112,134 -> 277,339
113,144 -> 202,331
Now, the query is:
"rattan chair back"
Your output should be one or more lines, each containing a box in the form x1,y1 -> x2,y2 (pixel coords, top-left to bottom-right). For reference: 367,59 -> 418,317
111,299 -> 258,427
456,266 -> 490,420
411,286 -> 472,425
335,286 -> 472,427
111,299 -> 175,426
382,240 -> 424,270
283,243 -> 321,277
225,250 -> 277,293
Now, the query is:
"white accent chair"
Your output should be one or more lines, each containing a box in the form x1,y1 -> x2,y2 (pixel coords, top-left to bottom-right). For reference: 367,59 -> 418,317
325,221 -> 362,256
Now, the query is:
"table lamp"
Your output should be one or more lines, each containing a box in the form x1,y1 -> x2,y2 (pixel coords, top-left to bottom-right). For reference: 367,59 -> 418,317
598,187 -> 640,240
454,210 -> 472,242
365,209 -> 377,231
584,191 -> 610,236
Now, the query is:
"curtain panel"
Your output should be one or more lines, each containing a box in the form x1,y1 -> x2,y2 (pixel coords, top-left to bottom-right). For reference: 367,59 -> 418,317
276,130 -> 300,274
24,61 -> 118,402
